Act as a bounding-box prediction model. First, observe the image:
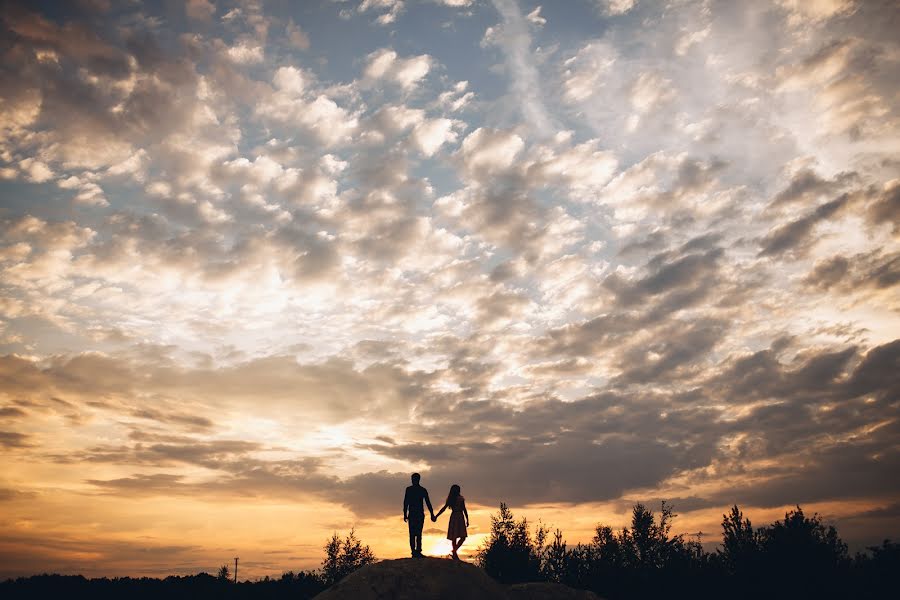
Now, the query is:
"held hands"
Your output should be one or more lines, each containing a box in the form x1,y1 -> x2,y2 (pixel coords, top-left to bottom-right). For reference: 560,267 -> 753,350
431,515 -> 437,522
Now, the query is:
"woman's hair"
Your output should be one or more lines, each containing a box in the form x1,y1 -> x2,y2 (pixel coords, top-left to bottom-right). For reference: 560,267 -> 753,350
445,484 -> 461,508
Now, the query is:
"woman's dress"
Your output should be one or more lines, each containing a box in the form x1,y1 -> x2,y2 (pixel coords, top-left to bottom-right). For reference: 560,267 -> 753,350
447,496 -> 467,540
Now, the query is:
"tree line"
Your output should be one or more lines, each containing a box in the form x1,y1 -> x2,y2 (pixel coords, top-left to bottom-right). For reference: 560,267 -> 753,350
3,503 -> 897,599
0,529 -> 374,599
475,501 -> 899,599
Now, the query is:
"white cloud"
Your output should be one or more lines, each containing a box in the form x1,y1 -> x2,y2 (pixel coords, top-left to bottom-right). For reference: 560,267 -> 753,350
273,66 -> 307,94
458,127 -> 524,175
359,105 -> 458,156
257,67 -> 358,147
437,80 -> 474,112
107,149 -> 148,181
562,42 -> 616,103
526,6 -> 546,26
596,0 -> 635,16
777,0 -> 857,23
775,39 -> 897,144
226,42 -> 265,64
630,71 -> 675,113
19,158 -> 54,183
0,87 -> 41,134
488,0 -> 555,136
363,49 -> 432,90
675,25 -> 710,56
73,182 -> 109,207
412,118 -> 458,156
358,0 -> 405,25
626,71 -> 676,130
527,139 -> 619,196
220,155 -> 286,187
371,104 -> 425,134
297,96 -> 358,146
57,174 -> 110,207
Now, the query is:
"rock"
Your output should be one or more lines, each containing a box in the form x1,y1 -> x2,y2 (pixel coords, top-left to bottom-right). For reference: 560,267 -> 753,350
313,557 -> 602,600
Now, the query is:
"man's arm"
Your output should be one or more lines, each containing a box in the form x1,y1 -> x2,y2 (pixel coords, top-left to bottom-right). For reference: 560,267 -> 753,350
403,487 -> 410,521
424,488 -> 434,517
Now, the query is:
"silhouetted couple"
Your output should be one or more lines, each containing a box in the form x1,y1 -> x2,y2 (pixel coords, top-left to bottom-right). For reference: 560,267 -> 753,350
403,473 -> 469,560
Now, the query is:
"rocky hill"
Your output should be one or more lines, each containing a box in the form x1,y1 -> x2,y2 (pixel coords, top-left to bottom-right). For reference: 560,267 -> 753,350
313,557 -> 601,600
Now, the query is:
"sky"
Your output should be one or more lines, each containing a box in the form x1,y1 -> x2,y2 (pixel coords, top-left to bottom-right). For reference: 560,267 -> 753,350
1,0 -> 899,581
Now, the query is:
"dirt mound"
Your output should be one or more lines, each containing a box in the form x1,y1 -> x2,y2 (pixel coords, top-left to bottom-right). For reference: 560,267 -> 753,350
313,557 -> 601,600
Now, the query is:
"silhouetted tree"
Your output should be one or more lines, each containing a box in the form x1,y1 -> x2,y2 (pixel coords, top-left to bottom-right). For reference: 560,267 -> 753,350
321,529 -> 375,586
216,565 -> 230,582
719,504 -> 760,576
562,542 -> 596,591
584,523 -> 631,595
498,501 -> 707,598
475,503 -> 546,583
619,502 -> 699,595
758,506 -> 849,597
630,501 -> 680,569
863,538 -> 900,574
542,529 -> 568,583
852,539 -> 900,598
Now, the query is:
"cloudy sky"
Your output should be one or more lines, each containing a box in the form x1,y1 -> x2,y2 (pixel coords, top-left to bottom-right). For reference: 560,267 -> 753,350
1,0 -> 899,579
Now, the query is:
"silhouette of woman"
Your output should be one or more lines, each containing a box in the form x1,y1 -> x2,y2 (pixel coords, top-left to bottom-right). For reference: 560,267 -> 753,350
433,484 -> 468,560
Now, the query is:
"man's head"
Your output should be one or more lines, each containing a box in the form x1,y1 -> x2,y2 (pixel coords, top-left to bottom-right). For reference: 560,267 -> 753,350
411,473 -> 421,485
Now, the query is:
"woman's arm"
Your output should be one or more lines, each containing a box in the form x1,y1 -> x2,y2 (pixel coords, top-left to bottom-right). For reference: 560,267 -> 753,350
463,500 -> 469,526
433,503 -> 447,520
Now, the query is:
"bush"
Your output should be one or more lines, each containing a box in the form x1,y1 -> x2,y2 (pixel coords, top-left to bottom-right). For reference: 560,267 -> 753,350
320,528 -> 376,586
217,565 -> 231,582
474,503 -> 546,583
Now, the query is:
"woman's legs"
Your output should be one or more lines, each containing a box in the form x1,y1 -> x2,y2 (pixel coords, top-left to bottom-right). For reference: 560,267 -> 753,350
451,536 -> 467,559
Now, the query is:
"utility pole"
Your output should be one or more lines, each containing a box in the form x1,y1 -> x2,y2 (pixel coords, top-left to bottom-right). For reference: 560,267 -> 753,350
234,557 -> 239,584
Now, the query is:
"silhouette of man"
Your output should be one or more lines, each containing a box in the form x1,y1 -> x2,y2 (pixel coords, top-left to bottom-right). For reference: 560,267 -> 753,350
403,472 -> 434,557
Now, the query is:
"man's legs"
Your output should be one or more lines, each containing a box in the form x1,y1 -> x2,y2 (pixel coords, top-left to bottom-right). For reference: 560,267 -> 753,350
408,513 -> 425,556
